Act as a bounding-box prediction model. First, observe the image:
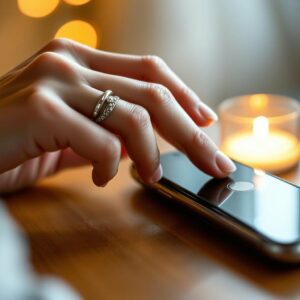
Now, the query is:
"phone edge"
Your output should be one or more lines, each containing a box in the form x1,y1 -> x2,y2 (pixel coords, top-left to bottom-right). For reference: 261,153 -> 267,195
130,164 -> 300,264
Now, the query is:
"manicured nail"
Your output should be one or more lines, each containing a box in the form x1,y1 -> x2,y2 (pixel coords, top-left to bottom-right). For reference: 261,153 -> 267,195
100,183 -> 107,187
149,164 -> 163,184
199,104 -> 218,122
215,151 -> 236,173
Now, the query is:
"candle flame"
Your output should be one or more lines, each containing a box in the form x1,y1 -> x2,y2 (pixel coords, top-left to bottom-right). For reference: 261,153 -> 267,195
253,116 -> 269,141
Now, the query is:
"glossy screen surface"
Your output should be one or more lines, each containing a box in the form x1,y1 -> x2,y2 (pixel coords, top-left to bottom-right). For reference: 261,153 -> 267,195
161,152 -> 300,244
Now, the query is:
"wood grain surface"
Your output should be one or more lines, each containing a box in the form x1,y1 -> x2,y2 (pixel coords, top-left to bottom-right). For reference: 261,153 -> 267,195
3,131 -> 300,300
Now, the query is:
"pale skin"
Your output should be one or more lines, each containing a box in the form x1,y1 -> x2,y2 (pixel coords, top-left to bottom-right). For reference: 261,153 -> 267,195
0,38 -> 236,194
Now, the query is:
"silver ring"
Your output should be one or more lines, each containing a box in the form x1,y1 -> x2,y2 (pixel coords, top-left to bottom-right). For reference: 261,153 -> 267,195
96,95 -> 120,123
94,93 -> 120,123
93,90 -> 112,119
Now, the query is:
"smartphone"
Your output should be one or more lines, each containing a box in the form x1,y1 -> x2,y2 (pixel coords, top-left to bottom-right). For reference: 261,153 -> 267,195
131,151 -> 300,263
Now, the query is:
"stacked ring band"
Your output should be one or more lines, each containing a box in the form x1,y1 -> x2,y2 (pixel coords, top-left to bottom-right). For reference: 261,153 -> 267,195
93,90 -> 120,123
93,90 -> 112,119
96,95 -> 120,123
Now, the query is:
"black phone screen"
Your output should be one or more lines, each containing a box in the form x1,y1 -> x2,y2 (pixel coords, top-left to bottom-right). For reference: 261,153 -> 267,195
161,152 -> 300,244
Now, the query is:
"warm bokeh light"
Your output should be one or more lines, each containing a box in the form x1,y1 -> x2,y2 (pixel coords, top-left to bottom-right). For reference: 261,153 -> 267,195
55,20 -> 98,48
63,0 -> 91,5
18,0 -> 60,18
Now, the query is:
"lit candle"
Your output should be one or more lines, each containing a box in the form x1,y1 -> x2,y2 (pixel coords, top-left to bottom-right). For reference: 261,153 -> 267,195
219,94 -> 300,173
222,116 -> 300,173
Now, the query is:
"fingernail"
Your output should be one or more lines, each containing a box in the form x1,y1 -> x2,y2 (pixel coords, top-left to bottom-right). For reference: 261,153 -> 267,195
100,183 -> 107,187
199,105 -> 218,122
149,164 -> 163,184
215,151 -> 236,173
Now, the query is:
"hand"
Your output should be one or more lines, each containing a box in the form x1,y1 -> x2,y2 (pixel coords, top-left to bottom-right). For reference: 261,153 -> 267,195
0,38 -> 235,194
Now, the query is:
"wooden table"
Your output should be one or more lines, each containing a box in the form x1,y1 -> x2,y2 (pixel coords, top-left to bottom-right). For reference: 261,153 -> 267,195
4,125 -> 300,300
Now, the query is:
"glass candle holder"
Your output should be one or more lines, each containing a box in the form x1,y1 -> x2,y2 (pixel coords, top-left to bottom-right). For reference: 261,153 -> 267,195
219,94 -> 300,173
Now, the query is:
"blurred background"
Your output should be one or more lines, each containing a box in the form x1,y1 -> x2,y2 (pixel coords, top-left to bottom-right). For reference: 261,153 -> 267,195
0,0 -> 300,109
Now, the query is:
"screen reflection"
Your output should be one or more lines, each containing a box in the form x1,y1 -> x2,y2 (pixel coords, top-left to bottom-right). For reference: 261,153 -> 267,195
161,152 -> 300,244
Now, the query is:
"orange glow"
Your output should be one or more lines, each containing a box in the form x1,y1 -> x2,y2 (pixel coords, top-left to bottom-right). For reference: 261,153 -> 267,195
63,0 -> 91,5
249,94 -> 268,109
18,0 -> 60,18
55,20 -> 98,48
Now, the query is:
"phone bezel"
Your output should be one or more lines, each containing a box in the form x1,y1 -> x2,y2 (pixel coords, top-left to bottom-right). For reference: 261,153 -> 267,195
130,153 -> 300,263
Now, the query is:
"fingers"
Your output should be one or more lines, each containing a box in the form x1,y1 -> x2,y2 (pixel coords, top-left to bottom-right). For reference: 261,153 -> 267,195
0,39 -> 229,186
100,100 -> 162,184
65,85 -> 161,184
56,148 -> 90,170
0,51 -> 162,186
132,55 -> 218,127
0,152 -> 63,194
92,52 -> 217,126
41,39 -> 217,127
24,90 -> 122,186
84,73 -> 236,178
7,38 -> 217,127
57,147 -> 128,171
0,150 -> 89,194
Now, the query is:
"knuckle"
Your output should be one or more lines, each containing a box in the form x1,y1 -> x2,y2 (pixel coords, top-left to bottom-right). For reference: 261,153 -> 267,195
26,87 -> 61,123
31,52 -> 77,79
192,129 -> 210,149
33,52 -> 60,68
46,38 -> 72,52
142,55 -> 165,71
179,85 -> 193,99
128,104 -> 151,130
101,136 -> 121,162
34,51 -> 73,72
145,83 -> 174,106
140,55 -> 166,80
